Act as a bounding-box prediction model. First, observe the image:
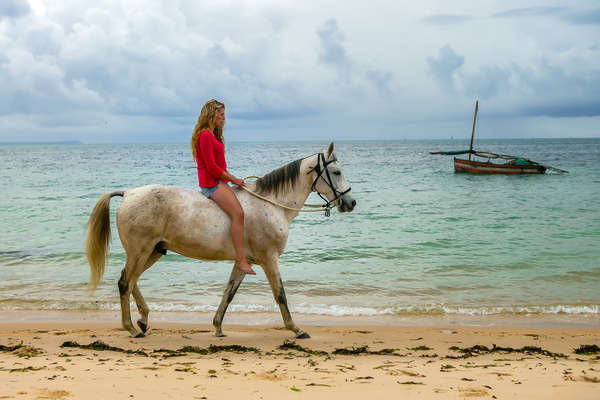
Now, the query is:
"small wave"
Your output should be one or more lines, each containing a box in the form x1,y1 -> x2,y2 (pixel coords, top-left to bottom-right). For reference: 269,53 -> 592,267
1,300 -> 598,316
289,303 -> 600,316
434,304 -> 600,316
0,250 -> 86,265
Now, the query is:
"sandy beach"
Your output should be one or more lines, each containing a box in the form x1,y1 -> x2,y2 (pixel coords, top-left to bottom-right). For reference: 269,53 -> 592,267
1,314 -> 599,400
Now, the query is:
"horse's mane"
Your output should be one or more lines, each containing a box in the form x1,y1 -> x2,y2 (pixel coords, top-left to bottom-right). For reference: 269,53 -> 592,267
255,158 -> 303,196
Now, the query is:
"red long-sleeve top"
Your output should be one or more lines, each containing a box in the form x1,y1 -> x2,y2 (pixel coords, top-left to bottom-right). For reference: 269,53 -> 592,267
195,130 -> 229,187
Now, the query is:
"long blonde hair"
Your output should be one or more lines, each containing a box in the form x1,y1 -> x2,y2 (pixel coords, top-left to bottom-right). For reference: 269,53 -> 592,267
191,99 -> 225,159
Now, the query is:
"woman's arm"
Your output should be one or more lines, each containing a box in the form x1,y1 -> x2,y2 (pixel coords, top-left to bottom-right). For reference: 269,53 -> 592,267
220,171 -> 245,187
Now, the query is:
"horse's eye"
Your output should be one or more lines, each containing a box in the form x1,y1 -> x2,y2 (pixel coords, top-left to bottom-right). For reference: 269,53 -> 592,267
333,171 -> 341,176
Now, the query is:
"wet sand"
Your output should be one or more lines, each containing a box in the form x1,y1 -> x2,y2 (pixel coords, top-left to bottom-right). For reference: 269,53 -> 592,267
1,318 -> 599,399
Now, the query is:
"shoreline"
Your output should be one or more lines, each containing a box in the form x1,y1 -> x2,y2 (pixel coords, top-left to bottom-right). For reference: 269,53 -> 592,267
1,310 -> 599,329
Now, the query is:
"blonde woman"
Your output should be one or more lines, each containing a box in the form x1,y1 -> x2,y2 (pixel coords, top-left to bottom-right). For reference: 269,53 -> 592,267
190,100 -> 255,275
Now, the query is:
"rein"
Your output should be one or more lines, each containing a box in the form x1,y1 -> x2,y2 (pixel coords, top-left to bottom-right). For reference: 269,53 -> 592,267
240,181 -> 331,214
241,152 -> 351,217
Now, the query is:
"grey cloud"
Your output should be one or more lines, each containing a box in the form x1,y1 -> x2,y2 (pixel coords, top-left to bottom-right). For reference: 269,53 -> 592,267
230,106 -> 317,121
426,44 -> 600,119
427,45 -> 464,93
24,28 -> 62,56
315,18 -> 393,99
262,7 -> 289,32
365,69 -> 393,94
492,7 -> 565,19
453,60 -> 600,118
317,19 -> 350,68
492,6 -> 600,25
463,65 -> 511,100
512,62 -> 600,117
206,44 -> 228,61
0,0 -> 30,18
562,8 -> 600,25
521,102 -> 600,118
421,14 -> 473,25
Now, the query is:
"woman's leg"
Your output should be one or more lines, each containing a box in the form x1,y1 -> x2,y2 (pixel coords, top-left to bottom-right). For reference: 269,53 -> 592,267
210,184 -> 256,275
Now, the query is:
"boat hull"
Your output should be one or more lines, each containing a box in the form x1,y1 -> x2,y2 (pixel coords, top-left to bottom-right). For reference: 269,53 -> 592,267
454,158 -> 546,174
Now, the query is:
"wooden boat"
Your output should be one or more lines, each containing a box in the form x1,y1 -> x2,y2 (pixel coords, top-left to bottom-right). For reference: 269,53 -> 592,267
431,101 -> 566,174
454,156 -> 545,174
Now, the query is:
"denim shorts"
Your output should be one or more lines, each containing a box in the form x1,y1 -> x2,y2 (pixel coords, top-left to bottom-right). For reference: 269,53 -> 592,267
200,184 -> 219,198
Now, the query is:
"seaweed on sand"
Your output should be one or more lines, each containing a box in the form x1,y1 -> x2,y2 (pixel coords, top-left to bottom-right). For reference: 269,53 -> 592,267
8,366 -> 46,373
333,345 -> 405,356
279,340 -> 328,356
61,341 -> 260,358
447,344 -> 566,359
333,345 -> 369,355
61,340 -> 149,357
155,344 -> 260,357
177,344 -> 260,355
0,343 -> 43,357
408,345 -> 433,351
0,343 -> 24,352
574,345 -> 600,355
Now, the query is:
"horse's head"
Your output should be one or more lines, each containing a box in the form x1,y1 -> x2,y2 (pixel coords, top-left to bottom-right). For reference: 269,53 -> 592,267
310,142 -> 356,213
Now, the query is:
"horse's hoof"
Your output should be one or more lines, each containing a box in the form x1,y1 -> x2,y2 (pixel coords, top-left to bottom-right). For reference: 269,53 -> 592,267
214,332 -> 226,337
137,320 -> 148,334
296,332 -> 311,339
134,332 -> 146,338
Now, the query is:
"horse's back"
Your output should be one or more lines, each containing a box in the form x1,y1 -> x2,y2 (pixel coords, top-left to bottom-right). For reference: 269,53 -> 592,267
117,185 -> 201,238
116,184 -> 289,263
116,185 -> 231,258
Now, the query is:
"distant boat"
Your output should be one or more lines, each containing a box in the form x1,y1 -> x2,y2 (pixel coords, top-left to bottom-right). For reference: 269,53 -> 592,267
431,101 -> 567,174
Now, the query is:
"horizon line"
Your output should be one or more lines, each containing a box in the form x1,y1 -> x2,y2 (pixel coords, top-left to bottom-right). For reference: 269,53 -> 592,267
1,136 -> 599,146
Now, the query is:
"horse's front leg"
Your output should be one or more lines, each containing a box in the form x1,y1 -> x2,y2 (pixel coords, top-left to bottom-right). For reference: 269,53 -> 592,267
213,265 -> 246,337
263,258 -> 310,339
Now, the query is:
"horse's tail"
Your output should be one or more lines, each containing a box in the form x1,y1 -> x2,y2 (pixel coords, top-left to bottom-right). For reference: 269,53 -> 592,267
85,191 -> 124,293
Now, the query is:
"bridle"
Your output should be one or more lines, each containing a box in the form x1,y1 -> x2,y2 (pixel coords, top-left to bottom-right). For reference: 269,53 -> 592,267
308,152 -> 352,217
241,151 -> 351,216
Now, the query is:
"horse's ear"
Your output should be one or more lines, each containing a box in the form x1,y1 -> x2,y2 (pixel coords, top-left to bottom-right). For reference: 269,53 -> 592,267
326,142 -> 334,158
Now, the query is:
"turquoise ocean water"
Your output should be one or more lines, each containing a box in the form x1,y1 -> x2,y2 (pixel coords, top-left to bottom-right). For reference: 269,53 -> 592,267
0,139 -> 599,319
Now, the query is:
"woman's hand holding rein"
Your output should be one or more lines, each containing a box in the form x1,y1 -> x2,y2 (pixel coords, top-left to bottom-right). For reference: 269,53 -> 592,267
222,172 -> 245,187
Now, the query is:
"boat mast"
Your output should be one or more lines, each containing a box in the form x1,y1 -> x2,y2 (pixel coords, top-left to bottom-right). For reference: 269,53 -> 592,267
469,100 -> 478,161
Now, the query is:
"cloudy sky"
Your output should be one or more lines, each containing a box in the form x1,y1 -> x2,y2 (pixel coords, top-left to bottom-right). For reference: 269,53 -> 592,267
1,0 -> 599,143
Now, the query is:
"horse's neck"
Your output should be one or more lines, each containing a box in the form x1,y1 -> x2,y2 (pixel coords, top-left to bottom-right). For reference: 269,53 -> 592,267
274,156 -> 317,223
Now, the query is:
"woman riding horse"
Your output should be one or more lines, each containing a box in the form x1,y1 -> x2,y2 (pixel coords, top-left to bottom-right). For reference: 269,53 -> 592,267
85,142 -> 356,338
190,100 -> 255,275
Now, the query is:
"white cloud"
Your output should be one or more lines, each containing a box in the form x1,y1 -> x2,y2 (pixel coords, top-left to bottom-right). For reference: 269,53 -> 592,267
0,0 -> 599,143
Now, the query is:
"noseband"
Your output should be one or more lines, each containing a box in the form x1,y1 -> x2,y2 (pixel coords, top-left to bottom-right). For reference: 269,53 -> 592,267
308,152 -> 351,217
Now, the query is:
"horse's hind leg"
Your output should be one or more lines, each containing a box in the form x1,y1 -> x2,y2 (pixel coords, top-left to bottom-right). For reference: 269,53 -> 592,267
213,265 -> 246,337
118,265 -> 139,337
131,285 -> 148,334
132,250 -> 163,335
263,258 -> 310,339
119,251 -> 153,337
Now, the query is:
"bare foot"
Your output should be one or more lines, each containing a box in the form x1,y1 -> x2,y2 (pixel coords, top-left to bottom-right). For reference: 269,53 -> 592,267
235,260 -> 256,275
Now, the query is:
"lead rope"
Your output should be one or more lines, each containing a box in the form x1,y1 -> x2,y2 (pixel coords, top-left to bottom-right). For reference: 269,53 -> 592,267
240,176 -> 332,214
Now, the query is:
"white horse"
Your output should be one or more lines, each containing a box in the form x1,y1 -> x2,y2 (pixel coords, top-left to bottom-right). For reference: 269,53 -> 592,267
85,143 -> 356,338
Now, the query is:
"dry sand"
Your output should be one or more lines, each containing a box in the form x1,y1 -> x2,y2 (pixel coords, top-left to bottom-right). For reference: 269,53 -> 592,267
1,320 -> 599,399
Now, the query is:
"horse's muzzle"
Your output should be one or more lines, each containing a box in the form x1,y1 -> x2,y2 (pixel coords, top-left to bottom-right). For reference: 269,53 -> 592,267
339,195 -> 356,212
